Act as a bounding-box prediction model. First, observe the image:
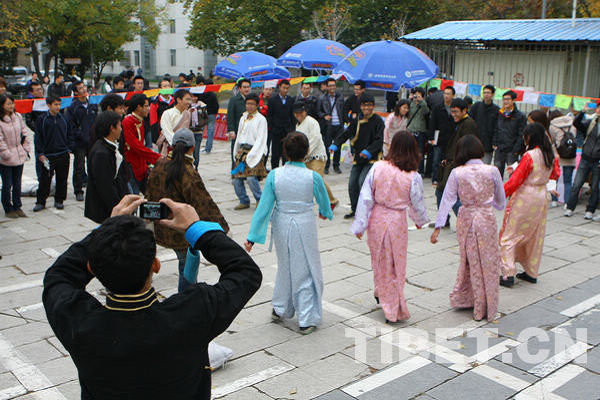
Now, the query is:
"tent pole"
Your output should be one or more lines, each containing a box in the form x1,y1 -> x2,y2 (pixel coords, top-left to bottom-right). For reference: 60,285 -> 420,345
582,44 -> 591,96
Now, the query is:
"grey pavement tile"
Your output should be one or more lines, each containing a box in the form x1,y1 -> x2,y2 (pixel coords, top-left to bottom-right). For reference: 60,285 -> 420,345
0,286 -> 43,312
553,368 -> 600,400
534,286 -> 598,314
496,285 -> 550,315
2,321 -> 54,347
36,357 -> 78,385
353,362 -> 457,400
298,353 -> 371,389
426,368 -> 521,400
0,371 -> 21,391
210,350 -> 289,388
220,386 -> 273,399
494,331 -> 589,377
484,304 -> 568,339
268,324 -> 368,367
314,390 -> 357,400
0,313 -> 28,330
408,288 -> 453,314
575,345 -> 600,374
323,280 -> 369,302
408,264 -> 459,291
576,275 -> 600,293
215,322 -> 300,360
542,231 -> 587,249
546,244 -> 597,263
57,380 -> 81,400
255,368 -> 337,400
534,267 -> 591,295
553,308 -> 600,345
18,339 -> 63,364
342,336 -> 413,371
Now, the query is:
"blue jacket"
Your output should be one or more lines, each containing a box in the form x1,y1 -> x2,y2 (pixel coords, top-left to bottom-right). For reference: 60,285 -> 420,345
34,112 -> 73,157
66,98 -> 98,149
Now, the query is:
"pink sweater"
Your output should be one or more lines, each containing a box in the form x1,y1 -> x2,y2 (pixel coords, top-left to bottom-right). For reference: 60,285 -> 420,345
0,113 -> 32,166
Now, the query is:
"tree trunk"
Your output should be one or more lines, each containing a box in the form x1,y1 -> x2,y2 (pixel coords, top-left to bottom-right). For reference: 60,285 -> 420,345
30,42 -> 41,77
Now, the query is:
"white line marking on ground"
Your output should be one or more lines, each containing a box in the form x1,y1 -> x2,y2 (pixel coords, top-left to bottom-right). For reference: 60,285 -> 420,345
450,339 -> 520,372
0,332 -> 67,398
527,341 -> 590,377
212,363 -> 294,398
342,356 -> 431,397
560,293 -> 600,317
0,384 -> 27,400
471,364 -> 531,391
0,280 -> 43,295
515,364 -> 586,400
41,248 -> 61,258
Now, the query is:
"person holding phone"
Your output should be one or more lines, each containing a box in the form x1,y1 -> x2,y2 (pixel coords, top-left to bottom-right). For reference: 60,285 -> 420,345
146,128 -> 228,292
43,195 -> 262,400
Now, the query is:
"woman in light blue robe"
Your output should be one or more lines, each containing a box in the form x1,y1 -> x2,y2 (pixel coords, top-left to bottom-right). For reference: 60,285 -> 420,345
245,132 -> 333,334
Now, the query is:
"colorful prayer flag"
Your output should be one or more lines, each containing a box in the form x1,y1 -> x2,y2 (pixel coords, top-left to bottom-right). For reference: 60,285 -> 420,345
539,93 -> 556,108
468,84 -> 482,97
572,97 -> 592,111
554,94 -> 572,109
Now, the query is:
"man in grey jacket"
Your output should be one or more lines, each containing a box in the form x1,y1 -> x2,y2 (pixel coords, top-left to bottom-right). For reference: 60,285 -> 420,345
407,87 -> 429,175
317,78 -> 344,174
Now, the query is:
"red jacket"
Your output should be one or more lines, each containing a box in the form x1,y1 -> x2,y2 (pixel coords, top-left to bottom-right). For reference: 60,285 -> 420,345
122,113 -> 161,181
259,93 -> 269,118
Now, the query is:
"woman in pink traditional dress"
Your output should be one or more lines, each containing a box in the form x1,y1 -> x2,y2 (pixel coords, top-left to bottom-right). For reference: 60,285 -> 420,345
430,135 -> 506,321
499,122 -> 560,288
351,132 -> 429,323
383,99 -> 410,156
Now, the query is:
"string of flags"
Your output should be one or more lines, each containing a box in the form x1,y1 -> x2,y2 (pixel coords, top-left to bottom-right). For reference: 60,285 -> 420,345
14,75 -> 335,114
422,78 -> 599,111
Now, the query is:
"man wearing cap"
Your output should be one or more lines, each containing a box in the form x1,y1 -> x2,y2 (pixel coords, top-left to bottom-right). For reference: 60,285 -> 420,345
231,93 -> 269,210
329,94 -> 384,219
294,101 -> 338,209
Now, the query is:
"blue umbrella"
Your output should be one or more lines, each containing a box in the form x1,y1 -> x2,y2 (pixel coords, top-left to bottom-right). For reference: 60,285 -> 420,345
333,40 -> 438,90
277,39 -> 351,70
214,50 -> 290,81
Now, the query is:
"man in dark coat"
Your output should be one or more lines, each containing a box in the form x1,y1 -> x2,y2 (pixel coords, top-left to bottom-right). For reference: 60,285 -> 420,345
227,79 -> 250,167
317,78 -> 344,174
428,86 -> 456,185
267,79 -> 295,169
295,82 -> 319,120
493,90 -> 527,178
66,81 -> 98,201
470,84 -> 499,164
43,196 -> 262,400
343,79 -> 366,123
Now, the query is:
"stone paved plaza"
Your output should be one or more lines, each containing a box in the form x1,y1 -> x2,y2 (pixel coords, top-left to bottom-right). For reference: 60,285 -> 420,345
1,140 -> 599,399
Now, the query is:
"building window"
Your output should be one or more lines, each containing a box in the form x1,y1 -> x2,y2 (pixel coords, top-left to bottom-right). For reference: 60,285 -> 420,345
170,49 -> 176,67
134,50 -> 140,67
121,50 -> 131,65
169,19 -> 176,34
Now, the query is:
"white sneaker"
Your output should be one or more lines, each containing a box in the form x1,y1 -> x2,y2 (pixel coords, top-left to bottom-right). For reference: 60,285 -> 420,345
592,214 -> 600,222
584,211 -> 593,220
564,209 -> 573,217
551,201 -> 559,208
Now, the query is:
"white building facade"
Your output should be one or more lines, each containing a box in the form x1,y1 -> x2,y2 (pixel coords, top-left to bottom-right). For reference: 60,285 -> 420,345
103,0 -> 217,79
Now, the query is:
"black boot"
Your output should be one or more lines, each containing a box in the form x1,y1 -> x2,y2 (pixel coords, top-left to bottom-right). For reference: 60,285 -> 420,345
499,276 -> 514,287
516,272 -> 537,284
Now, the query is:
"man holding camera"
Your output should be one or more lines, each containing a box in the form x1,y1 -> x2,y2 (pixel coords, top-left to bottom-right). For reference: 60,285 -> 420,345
43,195 -> 262,400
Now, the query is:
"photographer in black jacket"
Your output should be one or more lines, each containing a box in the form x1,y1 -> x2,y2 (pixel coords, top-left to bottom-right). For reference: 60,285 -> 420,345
43,195 -> 262,400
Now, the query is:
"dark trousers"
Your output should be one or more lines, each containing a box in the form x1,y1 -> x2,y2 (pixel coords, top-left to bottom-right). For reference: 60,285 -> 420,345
567,158 -> 600,213
0,164 -> 23,213
431,146 -> 443,183
412,132 -> 427,175
494,150 -> 519,179
325,124 -> 343,169
72,147 -> 87,194
230,140 -> 235,169
424,143 -> 433,177
270,127 -> 288,170
349,163 -> 373,213
37,153 -> 70,205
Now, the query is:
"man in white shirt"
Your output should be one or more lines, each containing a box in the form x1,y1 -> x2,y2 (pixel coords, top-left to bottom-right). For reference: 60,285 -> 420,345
294,102 -> 338,209
160,89 -> 192,147
231,93 -> 269,210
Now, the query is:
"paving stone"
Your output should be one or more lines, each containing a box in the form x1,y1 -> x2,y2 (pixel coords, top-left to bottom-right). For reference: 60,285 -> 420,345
255,368 -> 337,400
553,367 -> 600,399
323,280 -> 368,302
298,353 -> 371,389
408,264 -> 458,291
0,371 -> 22,391
534,286 -> 598,314
216,322 -> 299,360
426,367 -> 523,400
543,231 -> 586,249
535,266 -> 590,295
0,286 -> 43,312
408,288 -> 453,314
57,380 -> 81,400
353,361 -> 457,400
496,284 -> 550,315
1,321 -> 55,347
546,244 -> 597,263
414,309 -> 485,336
342,336 -> 413,371
487,304 -> 568,339
220,386 -> 273,399
268,324 -> 368,367
495,331 -> 589,377
314,390 -> 357,400
574,345 -> 600,374
553,308 -> 600,345
575,275 -> 600,293
210,350 -> 289,388
0,313 -> 27,330
18,339 -> 63,364
36,356 -> 78,385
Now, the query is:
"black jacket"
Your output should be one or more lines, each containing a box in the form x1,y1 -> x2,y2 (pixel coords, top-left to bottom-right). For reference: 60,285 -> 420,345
84,139 -> 131,223
267,95 -> 295,131
34,112 -> 74,157
428,103 -> 456,152
47,82 -> 68,99
470,101 -> 499,152
426,90 -> 444,110
42,229 -> 262,400
295,94 -> 319,120
573,112 -> 600,161
343,94 -> 361,123
494,106 -> 527,154
317,92 -> 345,127
66,98 -> 99,150
198,92 -> 219,115
334,113 -> 384,165
438,116 -> 479,192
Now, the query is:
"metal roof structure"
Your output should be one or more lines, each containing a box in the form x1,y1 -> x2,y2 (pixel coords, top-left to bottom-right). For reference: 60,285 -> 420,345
402,18 -> 600,42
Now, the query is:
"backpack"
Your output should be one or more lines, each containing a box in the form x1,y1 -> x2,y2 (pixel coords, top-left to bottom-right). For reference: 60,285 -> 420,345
556,127 -> 577,159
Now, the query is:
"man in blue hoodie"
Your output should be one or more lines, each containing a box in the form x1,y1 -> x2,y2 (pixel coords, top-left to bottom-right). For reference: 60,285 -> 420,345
67,81 -> 98,201
34,96 -> 74,211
